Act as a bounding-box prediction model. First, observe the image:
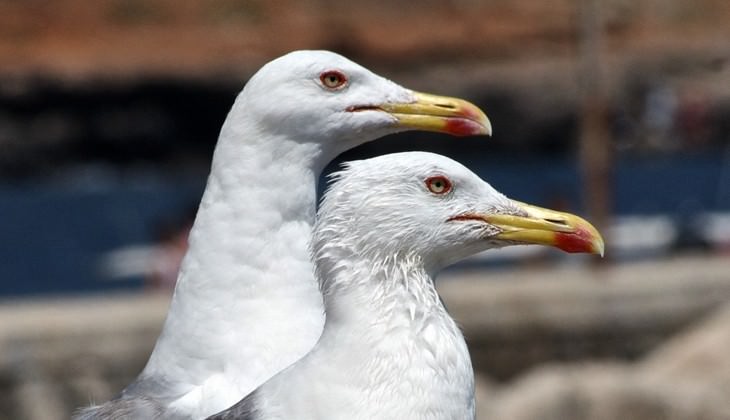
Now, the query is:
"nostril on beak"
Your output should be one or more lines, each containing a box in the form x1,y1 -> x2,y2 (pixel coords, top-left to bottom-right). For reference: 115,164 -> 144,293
546,218 -> 568,226
436,103 -> 457,110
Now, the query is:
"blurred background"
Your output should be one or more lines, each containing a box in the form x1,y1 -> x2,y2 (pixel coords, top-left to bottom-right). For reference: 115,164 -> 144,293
0,0 -> 729,419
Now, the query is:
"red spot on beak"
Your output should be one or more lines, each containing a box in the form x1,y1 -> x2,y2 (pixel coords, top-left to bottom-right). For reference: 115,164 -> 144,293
555,227 -> 600,254
444,118 -> 487,137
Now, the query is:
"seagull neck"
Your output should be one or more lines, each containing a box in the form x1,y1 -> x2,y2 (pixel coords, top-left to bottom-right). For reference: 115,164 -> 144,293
142,115 -> 329,402
190,120 -> 325,271
177,117 -> 327,296
212,119 -> 328,185
319,252 -> 445,331
307,251 -> 475,419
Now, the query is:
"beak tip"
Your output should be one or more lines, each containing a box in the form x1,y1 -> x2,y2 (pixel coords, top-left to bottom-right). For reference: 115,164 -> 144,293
582,222 -> 605,257
546,219 -> 605,256
594,238 -> 606,258
572,227 -> 606,256
483,118 -> 493,137
465,105 -> 492,137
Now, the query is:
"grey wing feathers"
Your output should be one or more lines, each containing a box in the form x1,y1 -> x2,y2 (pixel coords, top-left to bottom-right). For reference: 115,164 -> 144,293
205,391 -> 259,420
72,397 -> 165,420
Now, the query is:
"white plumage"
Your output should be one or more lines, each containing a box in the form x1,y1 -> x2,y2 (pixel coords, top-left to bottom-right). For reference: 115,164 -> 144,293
208,152 -> 604,420
74,51 -> 490,420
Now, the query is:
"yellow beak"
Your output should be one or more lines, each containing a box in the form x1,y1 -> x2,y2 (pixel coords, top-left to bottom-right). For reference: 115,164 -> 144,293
450,200 -> 605,256
378,92 -> 492,137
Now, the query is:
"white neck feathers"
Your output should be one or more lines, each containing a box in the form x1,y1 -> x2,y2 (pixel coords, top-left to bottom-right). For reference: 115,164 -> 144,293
140,105 -> 327,410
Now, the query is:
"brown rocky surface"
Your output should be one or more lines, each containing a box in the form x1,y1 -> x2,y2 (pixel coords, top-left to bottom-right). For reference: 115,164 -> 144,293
1,0 -> 728,82
438,253 -> 730,379
481,362 -> 730,420
473,302 -> 730,420
642,301 -> 730,394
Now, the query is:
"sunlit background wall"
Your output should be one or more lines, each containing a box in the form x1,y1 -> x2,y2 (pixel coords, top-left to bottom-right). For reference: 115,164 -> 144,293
0,1 -> 728,419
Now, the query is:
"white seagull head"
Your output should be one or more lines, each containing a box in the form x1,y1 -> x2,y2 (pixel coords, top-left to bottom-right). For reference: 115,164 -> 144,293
236,50 -> 491,155
316,152 -> 604,274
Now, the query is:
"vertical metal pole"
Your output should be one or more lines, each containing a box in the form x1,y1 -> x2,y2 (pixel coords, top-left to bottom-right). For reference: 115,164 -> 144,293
579,0 -> 612,262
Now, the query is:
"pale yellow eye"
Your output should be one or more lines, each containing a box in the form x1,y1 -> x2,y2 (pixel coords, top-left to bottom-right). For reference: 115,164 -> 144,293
426,176 -> 452,195
320,70 -> 347,89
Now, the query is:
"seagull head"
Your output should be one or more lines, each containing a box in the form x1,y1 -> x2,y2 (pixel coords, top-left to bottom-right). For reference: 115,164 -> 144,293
316,152 -> 604,273
238,51 -> 491,154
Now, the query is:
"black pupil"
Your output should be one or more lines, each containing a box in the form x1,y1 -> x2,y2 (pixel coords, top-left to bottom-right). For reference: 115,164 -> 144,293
329,76 -> 337,83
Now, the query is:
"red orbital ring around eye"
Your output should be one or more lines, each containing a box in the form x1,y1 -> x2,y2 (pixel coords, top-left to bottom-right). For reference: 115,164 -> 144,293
425,176 -> 452,194
320,70 -> 348,89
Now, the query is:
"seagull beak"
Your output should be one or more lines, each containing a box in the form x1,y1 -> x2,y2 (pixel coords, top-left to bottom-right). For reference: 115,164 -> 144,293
450,201 -> 605,256
378,92 -> 492,137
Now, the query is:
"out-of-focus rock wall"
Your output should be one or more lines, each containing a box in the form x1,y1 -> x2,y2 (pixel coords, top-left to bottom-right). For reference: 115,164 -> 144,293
1,254 -> 728,420
477,303 -> 730,420
441,254 -> 730,380
0,296 -> 166,420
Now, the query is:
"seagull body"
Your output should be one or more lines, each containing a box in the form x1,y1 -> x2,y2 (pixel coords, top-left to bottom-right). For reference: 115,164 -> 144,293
208,152 -> 604,420
74,52 -> 490,419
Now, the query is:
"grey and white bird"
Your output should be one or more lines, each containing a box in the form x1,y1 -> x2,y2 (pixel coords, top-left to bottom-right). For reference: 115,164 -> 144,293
208,152 -> 604,420
74,52 -> 491,419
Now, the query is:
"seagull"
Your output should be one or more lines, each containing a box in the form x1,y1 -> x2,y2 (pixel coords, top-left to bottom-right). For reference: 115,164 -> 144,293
74,52 -> 491,419
207,151 -> 604,420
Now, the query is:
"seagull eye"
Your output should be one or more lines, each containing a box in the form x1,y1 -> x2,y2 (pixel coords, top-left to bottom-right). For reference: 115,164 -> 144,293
320,70 -> 348,90
425,176 -> 452,195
